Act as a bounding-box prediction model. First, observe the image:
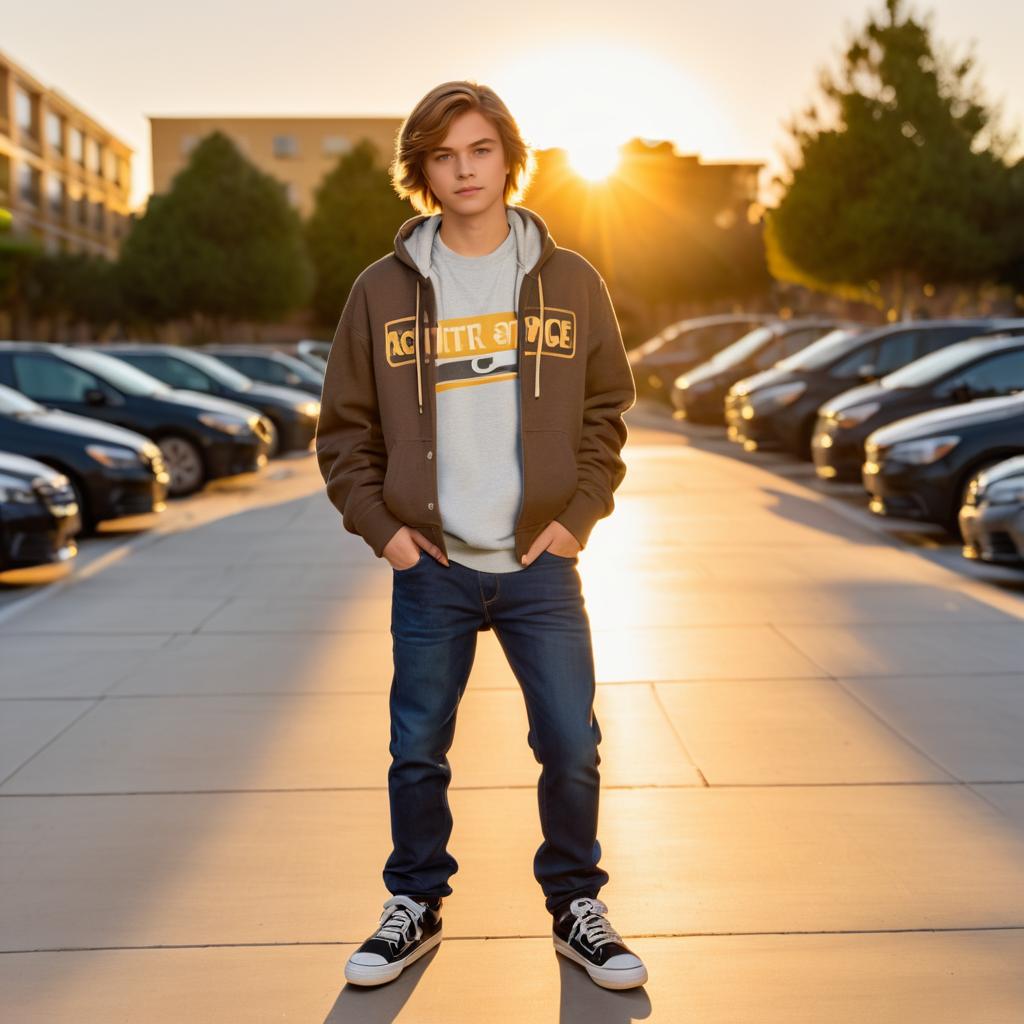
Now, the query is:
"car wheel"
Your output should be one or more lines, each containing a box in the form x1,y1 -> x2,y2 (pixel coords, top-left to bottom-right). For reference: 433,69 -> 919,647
158,435 -> 206,496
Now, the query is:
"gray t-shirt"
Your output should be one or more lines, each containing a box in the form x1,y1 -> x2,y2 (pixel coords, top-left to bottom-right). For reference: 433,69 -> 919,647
429,215 -> 525,573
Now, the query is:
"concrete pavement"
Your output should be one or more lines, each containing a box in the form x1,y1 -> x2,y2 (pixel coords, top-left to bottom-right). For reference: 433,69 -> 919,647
3,405 -> 1024,1021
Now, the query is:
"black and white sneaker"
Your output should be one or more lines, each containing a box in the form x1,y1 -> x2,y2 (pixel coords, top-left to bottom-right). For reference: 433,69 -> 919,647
552,896 -> 648,990
344,894 -> 443,987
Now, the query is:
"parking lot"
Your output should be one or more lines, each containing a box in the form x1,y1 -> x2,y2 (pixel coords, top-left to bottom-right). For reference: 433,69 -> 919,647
3,399 -> 1024,1021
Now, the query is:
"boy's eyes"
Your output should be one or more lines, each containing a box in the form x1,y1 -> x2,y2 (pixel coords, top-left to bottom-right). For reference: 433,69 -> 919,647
436,148 -> 491,160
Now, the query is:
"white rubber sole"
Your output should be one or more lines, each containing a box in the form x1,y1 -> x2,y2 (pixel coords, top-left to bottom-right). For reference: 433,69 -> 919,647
344,927 -> 443,987
553,936 -> 649,990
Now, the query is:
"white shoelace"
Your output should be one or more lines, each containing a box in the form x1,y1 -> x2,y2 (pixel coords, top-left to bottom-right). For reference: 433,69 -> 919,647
373,895 -> 428,946
565,897 -> 624,950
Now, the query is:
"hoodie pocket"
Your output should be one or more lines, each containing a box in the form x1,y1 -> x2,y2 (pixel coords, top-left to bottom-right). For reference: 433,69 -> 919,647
383,438 -> 428,524
523,428 -> 578,526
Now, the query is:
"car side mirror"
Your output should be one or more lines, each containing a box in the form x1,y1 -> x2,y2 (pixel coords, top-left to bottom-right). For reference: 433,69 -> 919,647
84,387 -> 107,406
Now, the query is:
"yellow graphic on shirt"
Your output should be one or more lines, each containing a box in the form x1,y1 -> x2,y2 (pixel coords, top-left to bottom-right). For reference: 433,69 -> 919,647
383,307 -> 578,382
435,311 -> 518,392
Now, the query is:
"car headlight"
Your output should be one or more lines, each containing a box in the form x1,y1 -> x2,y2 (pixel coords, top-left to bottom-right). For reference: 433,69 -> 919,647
985,479 -> 1024,506
833,402 -> 880,428
298,400 -> 321,418
198,411 -> 251,435
0,477 -> 39,504
85,444 -> 144,468
749,381 -> 807,411
888,435 -> 961,465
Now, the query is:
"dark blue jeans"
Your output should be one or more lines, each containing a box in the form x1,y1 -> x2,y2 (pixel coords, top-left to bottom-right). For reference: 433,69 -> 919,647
383,547 -> 610,915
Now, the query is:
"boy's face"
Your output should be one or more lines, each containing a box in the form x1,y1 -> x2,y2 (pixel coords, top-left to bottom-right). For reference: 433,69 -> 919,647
423,109 -> 510,215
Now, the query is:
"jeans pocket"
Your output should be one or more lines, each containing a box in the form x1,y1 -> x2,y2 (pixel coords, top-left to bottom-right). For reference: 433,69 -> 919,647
393,549 -> 427,573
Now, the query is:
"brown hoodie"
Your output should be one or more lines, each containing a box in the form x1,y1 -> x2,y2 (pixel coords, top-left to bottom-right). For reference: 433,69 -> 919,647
315,205 -> 636,563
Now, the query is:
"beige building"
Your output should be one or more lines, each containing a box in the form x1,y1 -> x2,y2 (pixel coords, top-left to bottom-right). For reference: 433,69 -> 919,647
149,116 -> 403,219
0,49 -> 135,258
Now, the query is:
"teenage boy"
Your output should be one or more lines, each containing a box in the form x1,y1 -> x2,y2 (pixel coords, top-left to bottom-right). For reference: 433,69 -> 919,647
316,80 -> 645,991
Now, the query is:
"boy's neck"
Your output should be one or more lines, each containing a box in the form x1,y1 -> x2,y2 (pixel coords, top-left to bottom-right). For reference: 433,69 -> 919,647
437,203 -> 510,257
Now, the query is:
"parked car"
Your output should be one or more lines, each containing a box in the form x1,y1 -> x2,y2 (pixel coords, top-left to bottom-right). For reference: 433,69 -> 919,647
296,339 -> 330,372
0,381 -> 168,531
727,319 -> 1014,460
814,326 -> 1024,481
200,344 -> 324,396
0,450 -> 81,573
862,392 -> 1024,533
670,319 -> 855,425
94,345 -> 320,457
628,314 -> 777,401
959,455 -> 1024,567
0,343 -> 272,497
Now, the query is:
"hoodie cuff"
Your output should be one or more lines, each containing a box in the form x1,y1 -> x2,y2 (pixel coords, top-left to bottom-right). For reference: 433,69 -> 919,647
554,488 -> 608,551
354,502 -> 407,559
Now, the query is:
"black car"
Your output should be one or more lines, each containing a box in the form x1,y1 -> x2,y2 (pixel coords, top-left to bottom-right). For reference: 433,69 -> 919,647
96,344 -> 320,456
0,343 -> 271,497
200,344 -> 325,396
959,455 -> 1024,567
0,382 -> 169,531
0,451 -> 81,573
814,327 -> 1024,481
670,319 -> 854,425
628,314 -> 777,402
862,392 -> 1024,533
726,319 -> 1014,460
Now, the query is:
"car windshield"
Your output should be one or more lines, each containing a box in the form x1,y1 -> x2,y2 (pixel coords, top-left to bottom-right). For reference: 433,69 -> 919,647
0,383 -> 46,416
774,328 -> 865,371
176,350 -> 254,390
707,326 -> 776,369
61,348 -> 170,395
880,337 -> 994,389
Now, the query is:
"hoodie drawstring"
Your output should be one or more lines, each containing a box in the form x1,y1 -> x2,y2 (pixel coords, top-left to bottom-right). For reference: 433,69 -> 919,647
415,280 -> 423,414
534,273 -> 545,399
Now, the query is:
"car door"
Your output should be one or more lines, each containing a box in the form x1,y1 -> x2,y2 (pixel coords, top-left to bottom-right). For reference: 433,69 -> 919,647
935,348 -> 1024,402
9,352 -> 123,427
124,354 -> 215,393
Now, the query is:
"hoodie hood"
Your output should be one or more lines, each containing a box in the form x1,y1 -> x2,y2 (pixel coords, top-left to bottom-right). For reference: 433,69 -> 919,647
392,205 -> 556,411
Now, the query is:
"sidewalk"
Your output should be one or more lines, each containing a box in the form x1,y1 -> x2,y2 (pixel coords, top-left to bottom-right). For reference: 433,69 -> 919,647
3,407 -> 1024,1022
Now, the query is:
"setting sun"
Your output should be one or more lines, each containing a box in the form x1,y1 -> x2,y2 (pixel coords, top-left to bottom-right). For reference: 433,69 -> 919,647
493,42 -> 738,179
567,139 -> 623,182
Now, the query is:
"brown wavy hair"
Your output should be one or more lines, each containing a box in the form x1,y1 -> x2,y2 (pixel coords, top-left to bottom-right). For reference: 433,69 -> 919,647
390,81 -> 536,215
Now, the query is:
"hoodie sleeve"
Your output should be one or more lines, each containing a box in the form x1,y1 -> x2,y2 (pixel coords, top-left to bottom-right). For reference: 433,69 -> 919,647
315,277 -> 406,559
555,273 -> 637,549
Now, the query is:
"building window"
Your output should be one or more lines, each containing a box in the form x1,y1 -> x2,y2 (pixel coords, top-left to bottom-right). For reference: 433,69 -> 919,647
77,193 -> 89,225
46,111 -> 64,153
181,134 -> 198,157
94,200 -> 105,232
93,141 -> 104,174
47,175 -> 65,217
17,162 -> 41,206
273,134 -> 298,158
15,85 -> 38,140
85,137 -> 99,174
323,135 -> 351,157
70,127 -> 84,165
0,154 -> 9,199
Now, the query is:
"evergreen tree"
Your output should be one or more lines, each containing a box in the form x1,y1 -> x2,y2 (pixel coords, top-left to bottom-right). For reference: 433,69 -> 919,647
305,138 -> 410,328
765,0 -> 1023,317
119,130 -> 313,334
